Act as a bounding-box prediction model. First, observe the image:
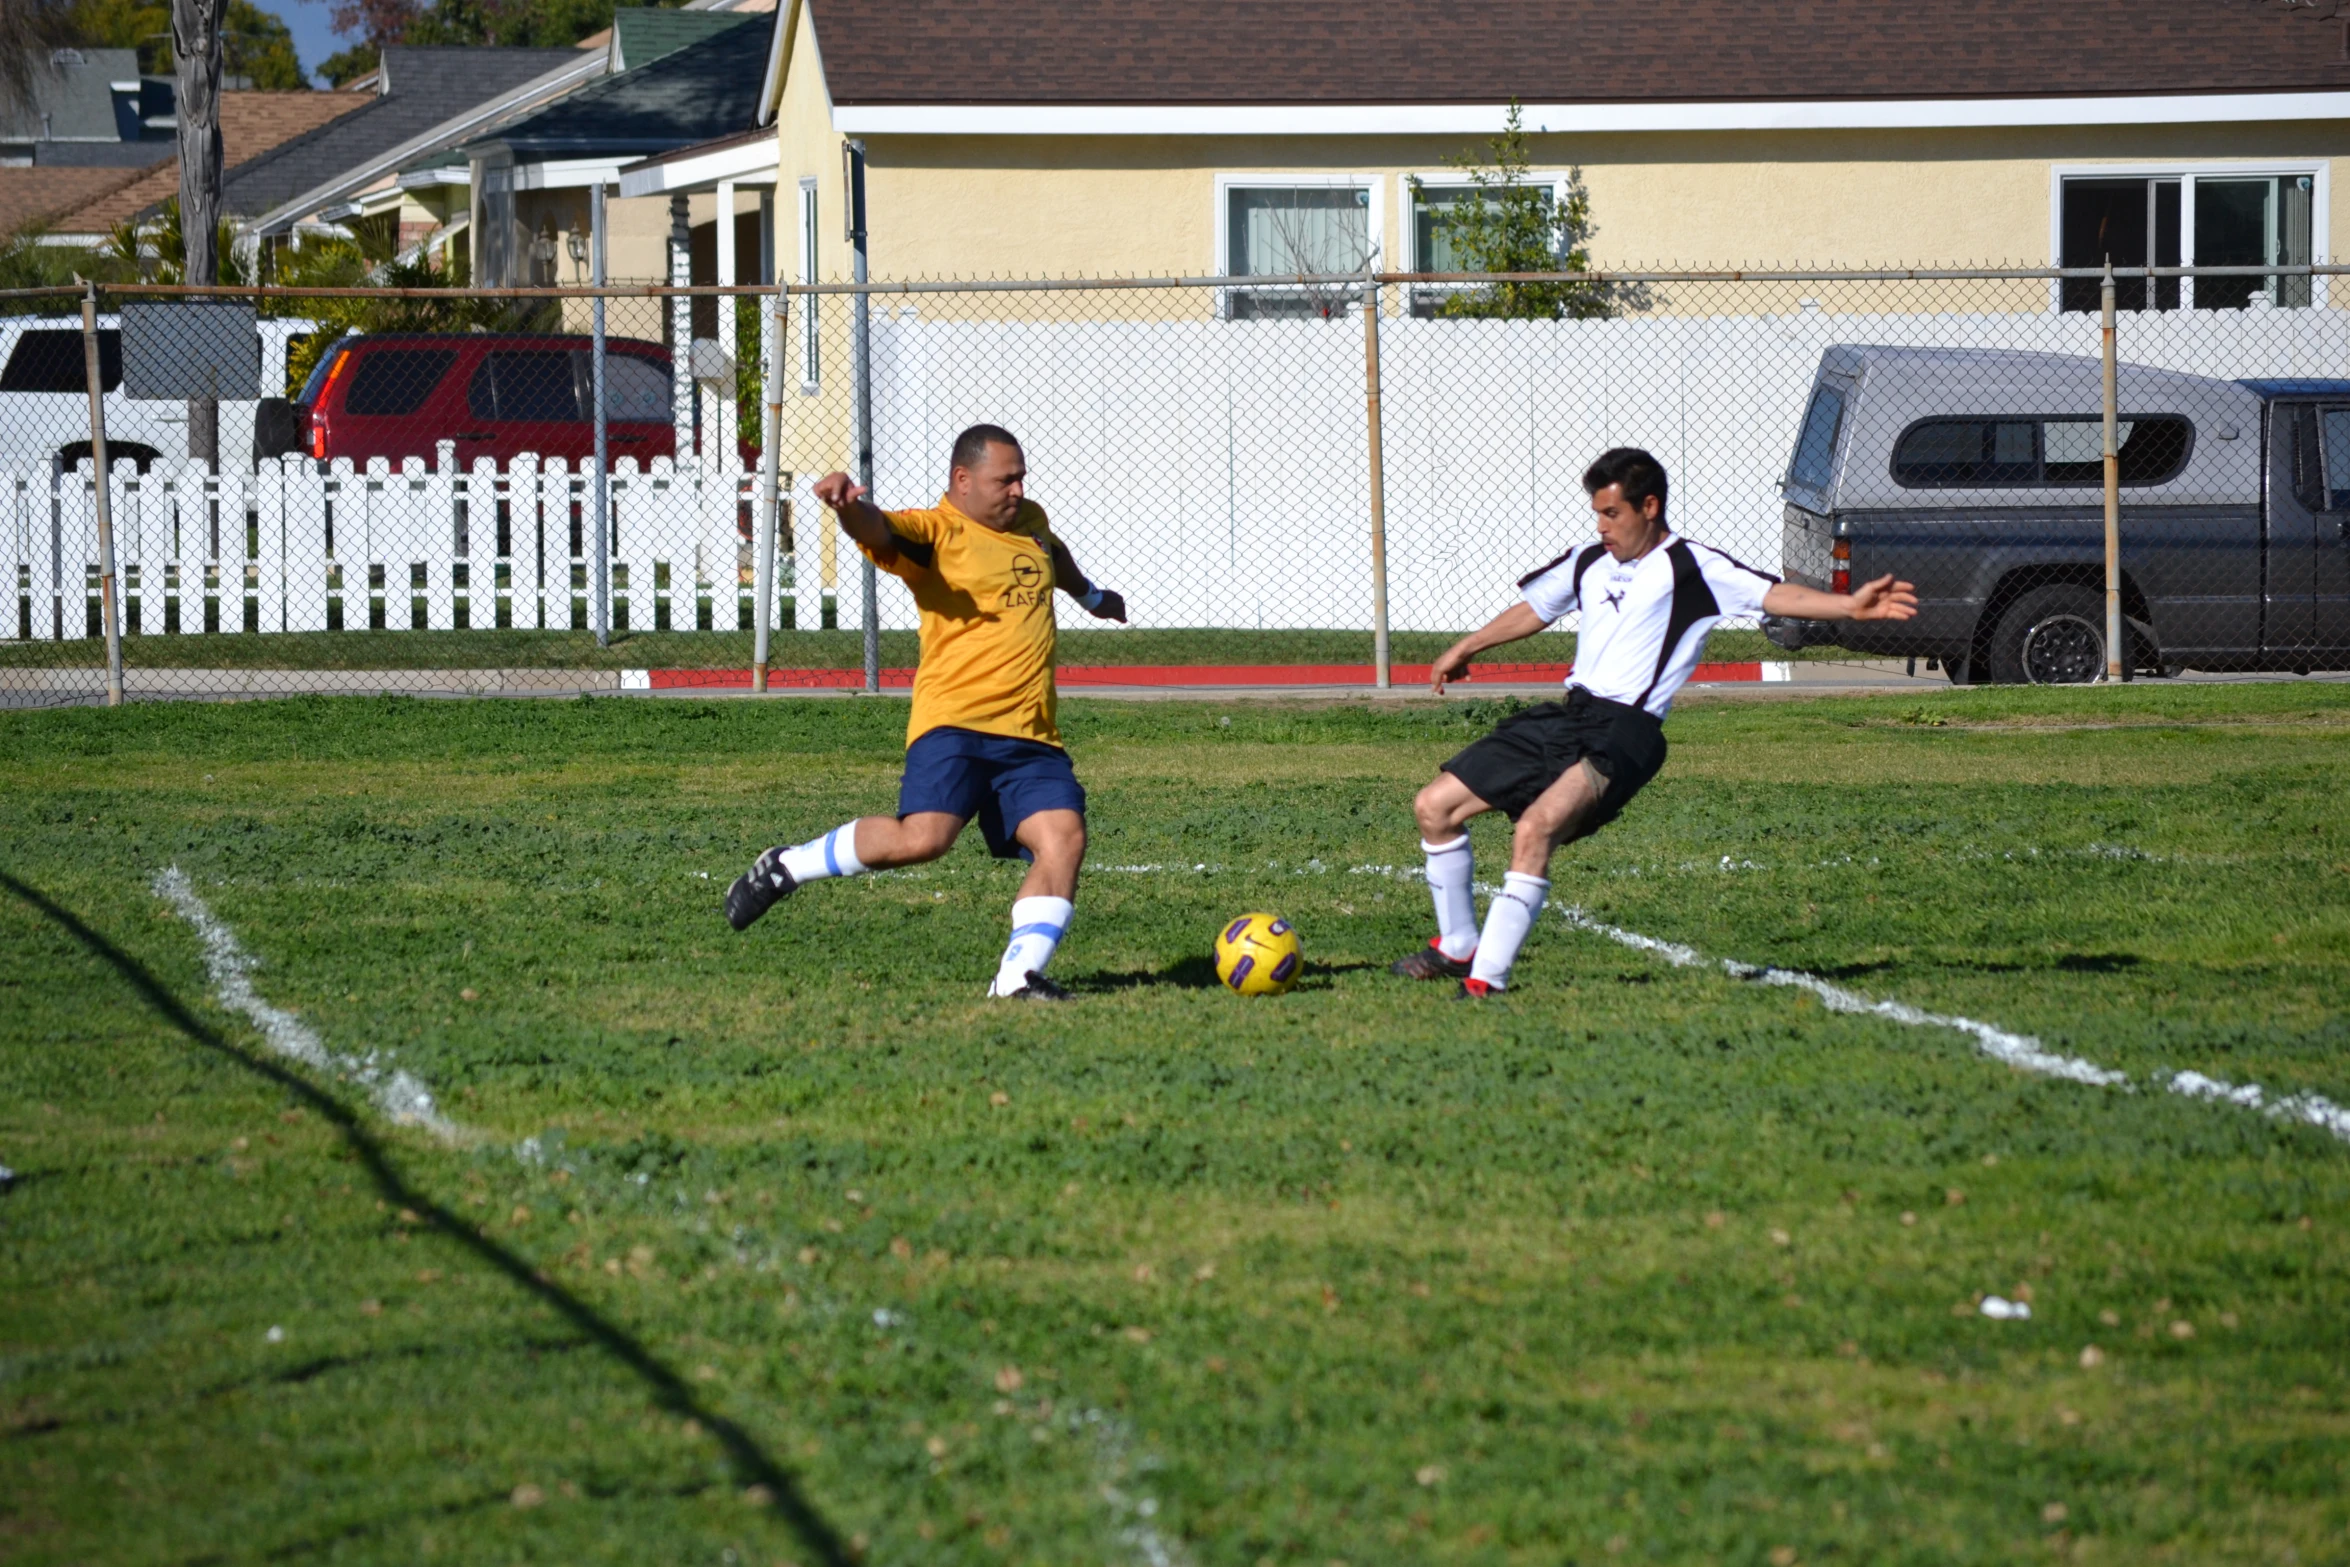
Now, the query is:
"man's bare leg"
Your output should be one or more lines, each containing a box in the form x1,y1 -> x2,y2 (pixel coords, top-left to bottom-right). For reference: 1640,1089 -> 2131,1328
1464,760 -> 1608,995
989,808 -> 1087,998
1011,808 -> 1086,901
846,812 -> 963,869
724,811 -> 964,930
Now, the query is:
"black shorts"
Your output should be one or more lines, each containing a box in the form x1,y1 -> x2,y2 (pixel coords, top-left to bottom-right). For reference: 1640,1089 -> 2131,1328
1440,688 -> 1668,831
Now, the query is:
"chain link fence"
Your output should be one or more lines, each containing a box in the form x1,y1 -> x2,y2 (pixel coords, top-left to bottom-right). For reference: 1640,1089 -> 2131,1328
6,267 -> 2349,705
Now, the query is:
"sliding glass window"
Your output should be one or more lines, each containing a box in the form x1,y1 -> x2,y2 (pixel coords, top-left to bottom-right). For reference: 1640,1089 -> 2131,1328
2059,170 -> 2317,312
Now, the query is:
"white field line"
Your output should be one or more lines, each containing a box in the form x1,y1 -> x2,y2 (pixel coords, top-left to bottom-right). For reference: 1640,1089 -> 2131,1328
154,866 -> 1187,1557
715,851 -> 2350,1148
1551,903 -> 2350,1146
151,866 -> 460,1141
1080,1407 -> 1194,1567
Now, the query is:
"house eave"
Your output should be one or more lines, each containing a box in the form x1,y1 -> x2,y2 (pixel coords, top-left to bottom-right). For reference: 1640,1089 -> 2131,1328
829,89 -> 2350,138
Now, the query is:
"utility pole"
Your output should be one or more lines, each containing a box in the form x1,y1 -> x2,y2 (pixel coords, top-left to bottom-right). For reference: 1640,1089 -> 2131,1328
82,281 -> 124,707
2100,260 -> 2125,683
591,179 -> 611,647
846,138 -> 877,695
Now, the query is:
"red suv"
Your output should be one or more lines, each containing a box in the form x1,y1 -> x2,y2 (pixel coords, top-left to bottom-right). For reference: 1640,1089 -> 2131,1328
261,333 -> 683,470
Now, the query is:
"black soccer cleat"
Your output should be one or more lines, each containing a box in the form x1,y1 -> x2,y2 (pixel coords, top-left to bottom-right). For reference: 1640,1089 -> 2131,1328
725,846 -> 797,931
994,970 -> 1071,1002
1390,939 -> 1473,981
1453,977 -> 1497,1001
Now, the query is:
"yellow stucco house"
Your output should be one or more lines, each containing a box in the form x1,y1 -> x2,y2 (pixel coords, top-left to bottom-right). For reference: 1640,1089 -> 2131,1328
619,0 -> 2350,300
601,0 -> 2350,620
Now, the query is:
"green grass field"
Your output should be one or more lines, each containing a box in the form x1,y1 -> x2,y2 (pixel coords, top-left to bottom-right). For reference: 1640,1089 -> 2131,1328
0,625 -> 1866,672
3,685 -> 2346,1565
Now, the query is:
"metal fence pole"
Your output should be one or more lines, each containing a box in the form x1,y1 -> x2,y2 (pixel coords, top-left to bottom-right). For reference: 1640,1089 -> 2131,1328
590,181 -> 611,648
2100,260 -> 2124,683
80,281 -> 124,707
847,140 -> 878,694
754,291 -> 788,693
1362,275 -> 1391,690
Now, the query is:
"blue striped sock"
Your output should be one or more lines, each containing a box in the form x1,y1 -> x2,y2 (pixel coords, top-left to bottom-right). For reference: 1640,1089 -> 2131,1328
991,896 -> 1073,995
779,822 -> 866,884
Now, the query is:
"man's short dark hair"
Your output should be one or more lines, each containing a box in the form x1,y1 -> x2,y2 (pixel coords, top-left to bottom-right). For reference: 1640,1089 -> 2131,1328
951,423 -> 1022,472
1583,447 -> 1668,519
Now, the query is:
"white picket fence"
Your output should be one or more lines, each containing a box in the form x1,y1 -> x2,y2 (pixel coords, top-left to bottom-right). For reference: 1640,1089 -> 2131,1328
4,446 -> 849,644
9,303 -> 2349,646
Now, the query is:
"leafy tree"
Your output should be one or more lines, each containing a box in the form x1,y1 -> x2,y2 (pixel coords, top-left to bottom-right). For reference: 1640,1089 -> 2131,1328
326,0 -> 685,55
317,42 -> 378,85
0,226 -> 140,316
1409,100 -> 1634,321
63,0 -> 308,89
0,0 -> 78,115
267,219 -> 532,397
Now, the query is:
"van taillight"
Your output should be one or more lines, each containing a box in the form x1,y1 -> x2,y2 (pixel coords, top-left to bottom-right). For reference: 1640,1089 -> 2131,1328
310,347 -> 353,460
1831,537 -> 1850,595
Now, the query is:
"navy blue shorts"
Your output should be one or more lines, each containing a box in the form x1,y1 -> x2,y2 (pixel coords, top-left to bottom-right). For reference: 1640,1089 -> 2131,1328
897,726 -> 1087,860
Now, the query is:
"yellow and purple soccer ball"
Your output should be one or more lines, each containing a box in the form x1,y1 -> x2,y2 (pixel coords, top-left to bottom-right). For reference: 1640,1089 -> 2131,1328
1214,913 -> 1302,996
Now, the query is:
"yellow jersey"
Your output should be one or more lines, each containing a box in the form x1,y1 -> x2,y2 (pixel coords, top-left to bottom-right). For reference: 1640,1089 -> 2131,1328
862,496 -> 1065,748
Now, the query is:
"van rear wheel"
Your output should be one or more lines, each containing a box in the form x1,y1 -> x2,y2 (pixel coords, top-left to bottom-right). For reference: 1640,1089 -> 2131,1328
1987,585 -> 2107,685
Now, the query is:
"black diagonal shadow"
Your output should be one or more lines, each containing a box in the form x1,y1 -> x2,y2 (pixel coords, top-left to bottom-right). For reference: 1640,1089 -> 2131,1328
1,871 -> 850,1567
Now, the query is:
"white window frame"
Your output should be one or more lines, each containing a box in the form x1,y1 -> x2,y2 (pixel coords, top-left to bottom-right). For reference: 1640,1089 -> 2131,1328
1213,172 -> 1385,319
1402,170 -> 1582,271
796,178 -> 821,393
2047,159 -> 2330,312
1401,169 -> 1583,317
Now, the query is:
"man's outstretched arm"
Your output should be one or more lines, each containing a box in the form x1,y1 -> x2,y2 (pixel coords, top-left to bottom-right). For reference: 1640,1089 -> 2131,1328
1429,601 -> 1551,694
1762,573 -> 1919,623
1048,538 -> 1126,622
811,471 -> 894,554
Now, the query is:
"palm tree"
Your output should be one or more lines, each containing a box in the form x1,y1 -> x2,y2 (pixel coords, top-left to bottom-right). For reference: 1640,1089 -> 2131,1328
172,0 -> 230,465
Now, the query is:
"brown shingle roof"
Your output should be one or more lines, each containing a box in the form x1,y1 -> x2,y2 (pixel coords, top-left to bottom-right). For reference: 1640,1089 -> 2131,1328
40,92 -> 365,237
811,0 -> 2350,105
0,164 -> 155,240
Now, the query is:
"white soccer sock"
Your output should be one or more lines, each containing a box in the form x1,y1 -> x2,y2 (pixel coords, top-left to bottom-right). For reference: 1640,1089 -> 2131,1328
989,896 -> 1074,995
1468,872 -> 1550,990
1422,837 -> 1479,960
778,822 -> 867,884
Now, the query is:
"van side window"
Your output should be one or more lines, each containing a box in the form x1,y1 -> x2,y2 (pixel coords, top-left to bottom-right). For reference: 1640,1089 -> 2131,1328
342,349 -> 454,416
1893,416 -> 2191,487
470,351 -> 583,423
2,328 -> 121,394
580,352 -> 674,423
2320,408 -> 2350,510
1788,384 -> 1844,491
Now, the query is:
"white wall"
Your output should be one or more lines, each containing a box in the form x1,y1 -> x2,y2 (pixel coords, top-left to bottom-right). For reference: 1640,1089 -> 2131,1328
10,302 -> 2349,649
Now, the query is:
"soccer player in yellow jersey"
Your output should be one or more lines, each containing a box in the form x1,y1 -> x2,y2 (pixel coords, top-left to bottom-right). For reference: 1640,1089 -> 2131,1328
724,425 -> 1127,1001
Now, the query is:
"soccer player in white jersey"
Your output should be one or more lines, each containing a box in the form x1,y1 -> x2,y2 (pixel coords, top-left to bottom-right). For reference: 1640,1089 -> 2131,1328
1393,447 -> 1918,998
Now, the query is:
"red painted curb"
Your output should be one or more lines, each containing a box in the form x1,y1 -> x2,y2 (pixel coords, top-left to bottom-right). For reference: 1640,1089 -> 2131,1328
639,661 -> 1766,690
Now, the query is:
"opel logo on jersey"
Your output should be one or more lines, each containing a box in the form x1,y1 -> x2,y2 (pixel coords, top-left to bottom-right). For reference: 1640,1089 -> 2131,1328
1010,560 -> 1042,589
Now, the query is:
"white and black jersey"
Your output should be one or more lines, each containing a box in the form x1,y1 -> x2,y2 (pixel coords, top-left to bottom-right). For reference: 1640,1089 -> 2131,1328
1518,536 -> 1779,717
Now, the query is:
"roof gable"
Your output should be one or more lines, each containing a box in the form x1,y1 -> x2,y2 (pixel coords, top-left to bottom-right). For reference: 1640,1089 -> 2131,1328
214,47 -> 581,216
466,24 -> 769,157
33,92 -> 364,236
611,8 -> 763,72
0,49 -> 145,143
